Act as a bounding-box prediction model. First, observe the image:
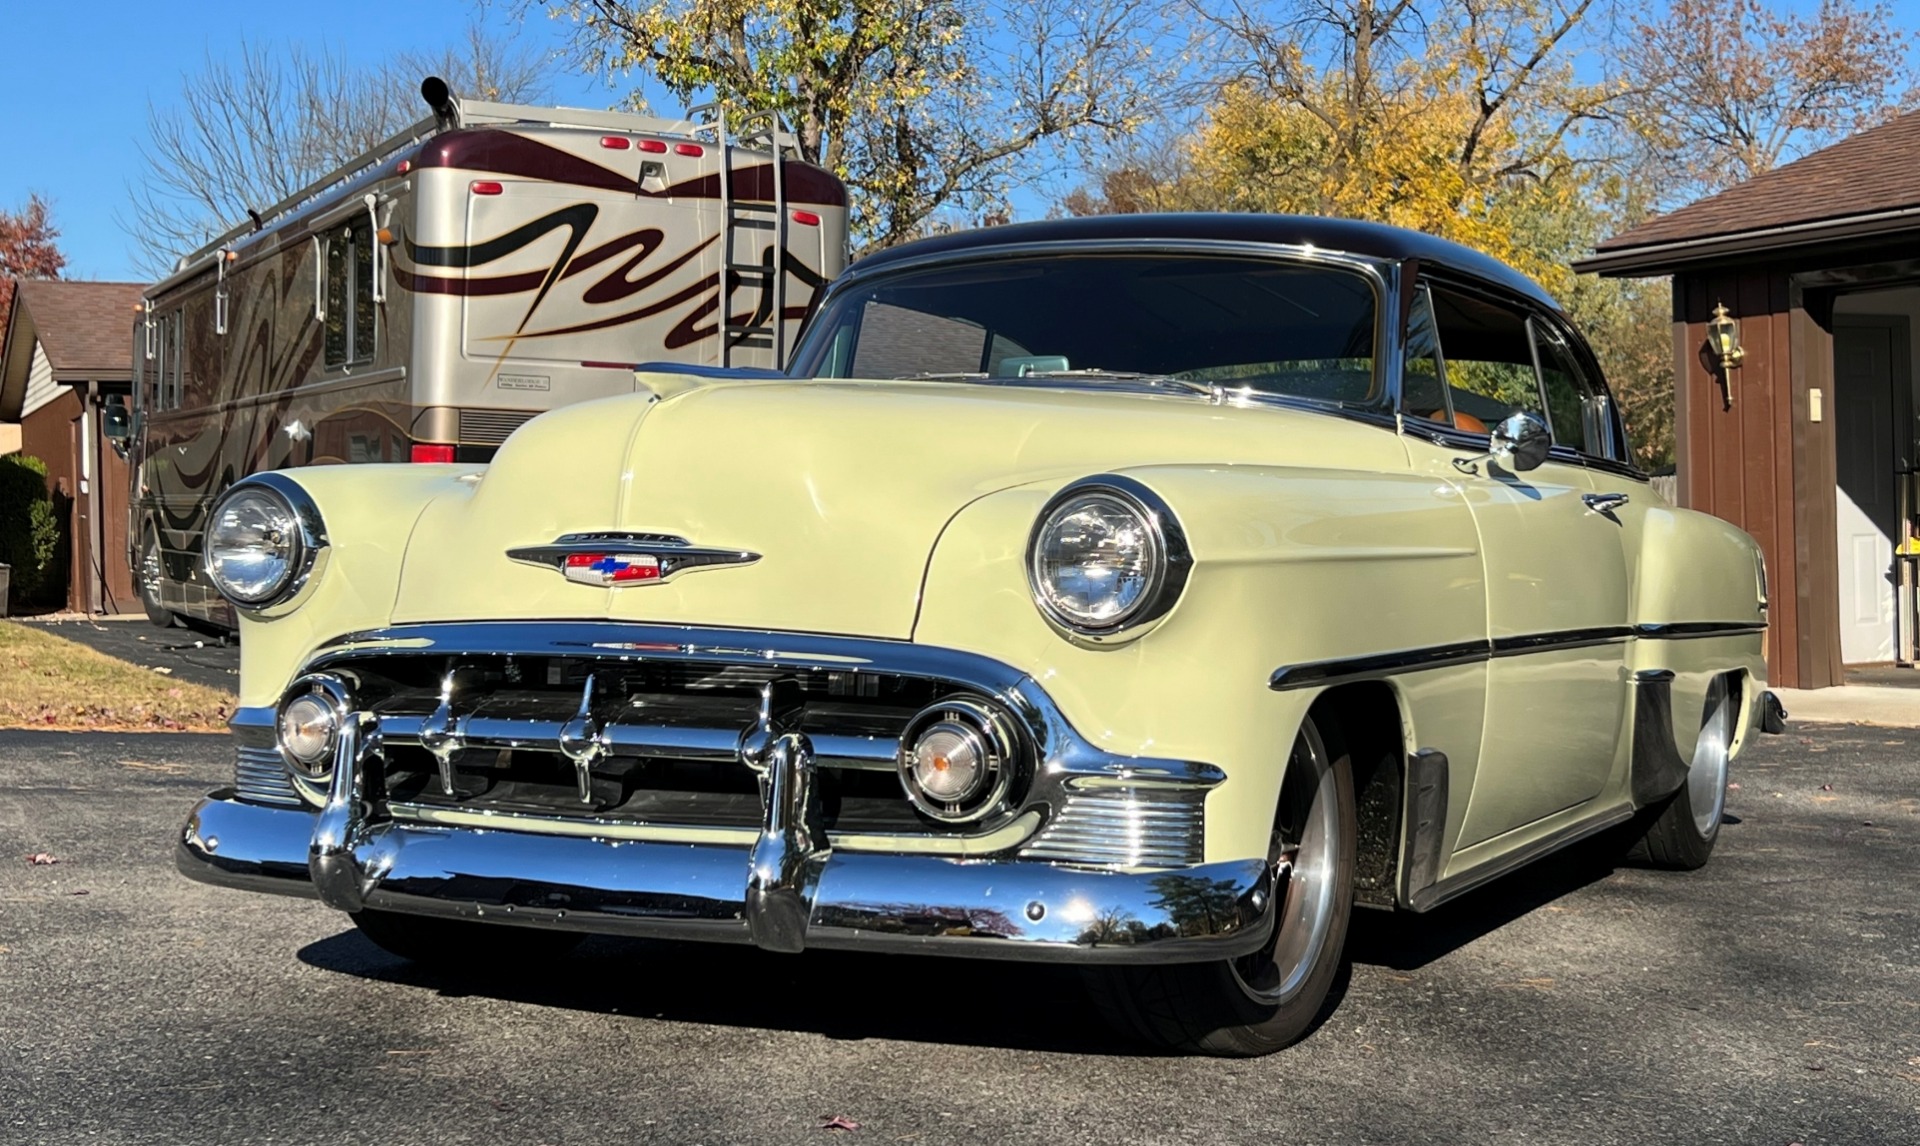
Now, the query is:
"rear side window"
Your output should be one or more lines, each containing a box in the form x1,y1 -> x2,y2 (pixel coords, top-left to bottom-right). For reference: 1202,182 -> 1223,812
1425,285 -> 1543,434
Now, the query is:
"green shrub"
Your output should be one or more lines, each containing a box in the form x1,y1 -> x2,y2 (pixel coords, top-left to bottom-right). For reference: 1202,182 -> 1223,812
0,454 -> 64,606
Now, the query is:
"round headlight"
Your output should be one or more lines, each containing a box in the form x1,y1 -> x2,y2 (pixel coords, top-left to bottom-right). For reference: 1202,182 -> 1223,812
897,696 -> 1022,824
1027,478 -> 1188,637
203,481 -> 321,609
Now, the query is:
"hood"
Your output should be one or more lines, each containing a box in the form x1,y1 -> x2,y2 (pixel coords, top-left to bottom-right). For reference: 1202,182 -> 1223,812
391,377 -> 1404,637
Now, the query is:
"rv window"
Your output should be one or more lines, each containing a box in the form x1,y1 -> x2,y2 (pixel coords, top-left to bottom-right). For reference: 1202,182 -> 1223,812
323,218 -> 376,367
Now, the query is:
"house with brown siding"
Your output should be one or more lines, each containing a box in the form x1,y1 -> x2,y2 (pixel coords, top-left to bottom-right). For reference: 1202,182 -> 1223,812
0,279 -> 145,614
1578,112 -> 1920,690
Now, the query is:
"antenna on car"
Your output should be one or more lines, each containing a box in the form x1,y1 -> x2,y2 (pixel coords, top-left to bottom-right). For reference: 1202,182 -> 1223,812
421,76 -> 460,132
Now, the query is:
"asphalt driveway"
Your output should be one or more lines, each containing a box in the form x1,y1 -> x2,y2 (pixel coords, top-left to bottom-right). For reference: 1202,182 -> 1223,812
1,725 -> 1914,1144
14,615 -> 238,693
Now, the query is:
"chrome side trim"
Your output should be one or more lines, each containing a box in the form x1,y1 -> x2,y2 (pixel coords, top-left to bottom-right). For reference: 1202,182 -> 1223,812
1490,627 -> 1633,656
1405,804 -> 1634,913
1269,640 -> 1488,691
1635,621 -> 1768,639
1268,623 -> 1746,691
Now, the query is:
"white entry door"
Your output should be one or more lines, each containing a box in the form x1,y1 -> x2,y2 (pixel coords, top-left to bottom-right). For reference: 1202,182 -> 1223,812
1834,319 -> 1904,664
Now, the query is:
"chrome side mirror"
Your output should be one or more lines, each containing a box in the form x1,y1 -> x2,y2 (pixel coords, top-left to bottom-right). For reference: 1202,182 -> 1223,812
1453,412 -> 1551,475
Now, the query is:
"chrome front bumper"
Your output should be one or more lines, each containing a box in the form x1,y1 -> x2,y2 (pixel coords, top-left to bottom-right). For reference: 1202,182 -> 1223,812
178,791 -> 1274,963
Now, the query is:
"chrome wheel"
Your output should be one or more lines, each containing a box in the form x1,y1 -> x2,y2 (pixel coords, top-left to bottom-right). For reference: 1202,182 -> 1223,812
1689,675 -> 1733,837
1231,724 -> 1340,1005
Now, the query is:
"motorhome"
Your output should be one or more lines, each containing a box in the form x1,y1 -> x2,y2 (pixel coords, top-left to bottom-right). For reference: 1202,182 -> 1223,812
118,79 -> 850,629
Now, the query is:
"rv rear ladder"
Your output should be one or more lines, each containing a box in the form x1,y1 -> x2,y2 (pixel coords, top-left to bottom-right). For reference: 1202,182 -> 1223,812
694,106 -> 791,369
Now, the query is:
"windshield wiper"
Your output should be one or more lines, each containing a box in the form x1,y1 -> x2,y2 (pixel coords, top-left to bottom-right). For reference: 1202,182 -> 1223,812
890,371 -> 989,381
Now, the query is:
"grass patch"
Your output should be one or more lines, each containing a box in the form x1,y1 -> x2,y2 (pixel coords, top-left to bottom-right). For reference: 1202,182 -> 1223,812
0,621 -> 233,731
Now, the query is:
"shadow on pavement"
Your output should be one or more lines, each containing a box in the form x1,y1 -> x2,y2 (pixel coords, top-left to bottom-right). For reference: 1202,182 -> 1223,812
295,830 -> 1661,1050
298,927 -> 1157,1056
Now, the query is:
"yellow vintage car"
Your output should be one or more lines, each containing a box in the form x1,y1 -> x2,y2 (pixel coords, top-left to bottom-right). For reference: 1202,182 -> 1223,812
177,214 -> 1784,1056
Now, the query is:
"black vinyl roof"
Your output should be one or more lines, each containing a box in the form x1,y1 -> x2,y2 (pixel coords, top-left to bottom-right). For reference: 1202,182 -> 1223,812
847,213 -> 1561,312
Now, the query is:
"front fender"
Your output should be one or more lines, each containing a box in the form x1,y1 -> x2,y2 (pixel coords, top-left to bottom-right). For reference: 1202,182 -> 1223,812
233,464 -> 482,709
912,462 -> 1488,864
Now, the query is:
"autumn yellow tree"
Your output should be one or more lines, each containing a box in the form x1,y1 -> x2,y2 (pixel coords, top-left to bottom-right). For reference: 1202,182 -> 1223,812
552,0 -> 1171,249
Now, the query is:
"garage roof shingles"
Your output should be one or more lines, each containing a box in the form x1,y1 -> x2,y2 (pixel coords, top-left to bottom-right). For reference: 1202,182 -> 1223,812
12,280 -> 145,377
1596,109 -> 1920,254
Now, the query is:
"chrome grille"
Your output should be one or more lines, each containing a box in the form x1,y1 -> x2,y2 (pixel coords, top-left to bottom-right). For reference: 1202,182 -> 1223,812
233,745 -> 302,806
1022,787 -> 1206,868
458,409 -> 535,444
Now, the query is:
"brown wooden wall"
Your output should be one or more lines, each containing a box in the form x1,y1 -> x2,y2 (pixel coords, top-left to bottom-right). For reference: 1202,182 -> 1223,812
1673,270 -> 1841,689
16,387 -> 137,616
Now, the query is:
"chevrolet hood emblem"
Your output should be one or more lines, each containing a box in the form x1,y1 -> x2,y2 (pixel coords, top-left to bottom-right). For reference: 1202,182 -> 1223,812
506,532 -> 760,587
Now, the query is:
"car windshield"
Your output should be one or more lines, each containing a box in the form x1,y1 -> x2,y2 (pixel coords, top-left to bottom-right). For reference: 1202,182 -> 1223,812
788,254 -> 1383,407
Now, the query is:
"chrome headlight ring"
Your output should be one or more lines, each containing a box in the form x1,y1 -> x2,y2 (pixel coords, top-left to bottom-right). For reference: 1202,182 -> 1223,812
1025,474 -> 1192,641
202,472 -> 328,614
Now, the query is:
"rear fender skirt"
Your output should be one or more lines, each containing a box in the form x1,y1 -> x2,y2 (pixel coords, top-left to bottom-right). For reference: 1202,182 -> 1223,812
1629,669 -> 1689,808
1397,748 -> 1449,910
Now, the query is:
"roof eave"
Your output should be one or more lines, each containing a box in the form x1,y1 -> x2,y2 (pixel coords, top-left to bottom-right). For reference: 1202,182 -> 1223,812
1575,205 -> 1920,276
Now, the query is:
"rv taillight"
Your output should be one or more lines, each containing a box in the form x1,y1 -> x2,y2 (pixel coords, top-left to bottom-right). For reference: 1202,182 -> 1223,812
410,444 -> 458,464
600,136 -> 631,150
638,140 -> 667,154
674,143 -> 704,157
791,210 -> 821,227
470,181 -> 504,196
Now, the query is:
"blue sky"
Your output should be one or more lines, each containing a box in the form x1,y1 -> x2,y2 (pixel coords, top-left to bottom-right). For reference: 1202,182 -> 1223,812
7,0 -> 1913,283
0,1 -> 602,281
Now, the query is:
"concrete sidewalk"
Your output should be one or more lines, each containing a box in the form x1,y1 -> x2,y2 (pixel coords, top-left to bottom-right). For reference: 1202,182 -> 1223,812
1771,683 -> 1920,727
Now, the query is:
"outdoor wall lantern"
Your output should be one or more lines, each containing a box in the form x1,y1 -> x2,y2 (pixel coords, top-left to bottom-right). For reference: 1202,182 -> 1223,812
1707,301 -> 1745,408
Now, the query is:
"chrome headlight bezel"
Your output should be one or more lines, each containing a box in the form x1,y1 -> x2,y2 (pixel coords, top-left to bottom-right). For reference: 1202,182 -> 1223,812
202,473 -> 328,613
1025,474 -> 1191,641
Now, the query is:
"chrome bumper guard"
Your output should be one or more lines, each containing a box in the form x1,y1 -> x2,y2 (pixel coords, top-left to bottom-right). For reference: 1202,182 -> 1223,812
180,711 -> 1275,965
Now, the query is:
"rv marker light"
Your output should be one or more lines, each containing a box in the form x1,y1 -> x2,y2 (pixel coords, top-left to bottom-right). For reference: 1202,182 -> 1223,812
470,181 -> 504,196
792,210 -> 821,227
675,143 -> 704,157
638,140 -> 667,153
600,136 -> 631,150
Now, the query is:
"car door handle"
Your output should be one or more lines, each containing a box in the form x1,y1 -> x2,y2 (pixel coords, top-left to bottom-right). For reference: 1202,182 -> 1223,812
1583,492 -> 1630,515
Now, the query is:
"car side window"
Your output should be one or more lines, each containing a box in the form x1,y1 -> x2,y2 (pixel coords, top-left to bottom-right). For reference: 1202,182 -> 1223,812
1425,283 -> 1544,434
1401,285 -> 1451,425
1532,319 -> 1595,452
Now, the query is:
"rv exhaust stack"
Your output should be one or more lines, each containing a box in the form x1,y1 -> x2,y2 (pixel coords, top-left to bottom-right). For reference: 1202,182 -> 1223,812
421,76 -> 460,131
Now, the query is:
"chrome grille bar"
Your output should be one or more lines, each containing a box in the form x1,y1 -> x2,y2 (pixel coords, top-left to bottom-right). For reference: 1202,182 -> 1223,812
373,712 -> 896,770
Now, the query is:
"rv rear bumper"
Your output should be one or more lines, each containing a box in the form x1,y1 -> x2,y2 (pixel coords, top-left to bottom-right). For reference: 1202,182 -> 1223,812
177,792 -> 1276,965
